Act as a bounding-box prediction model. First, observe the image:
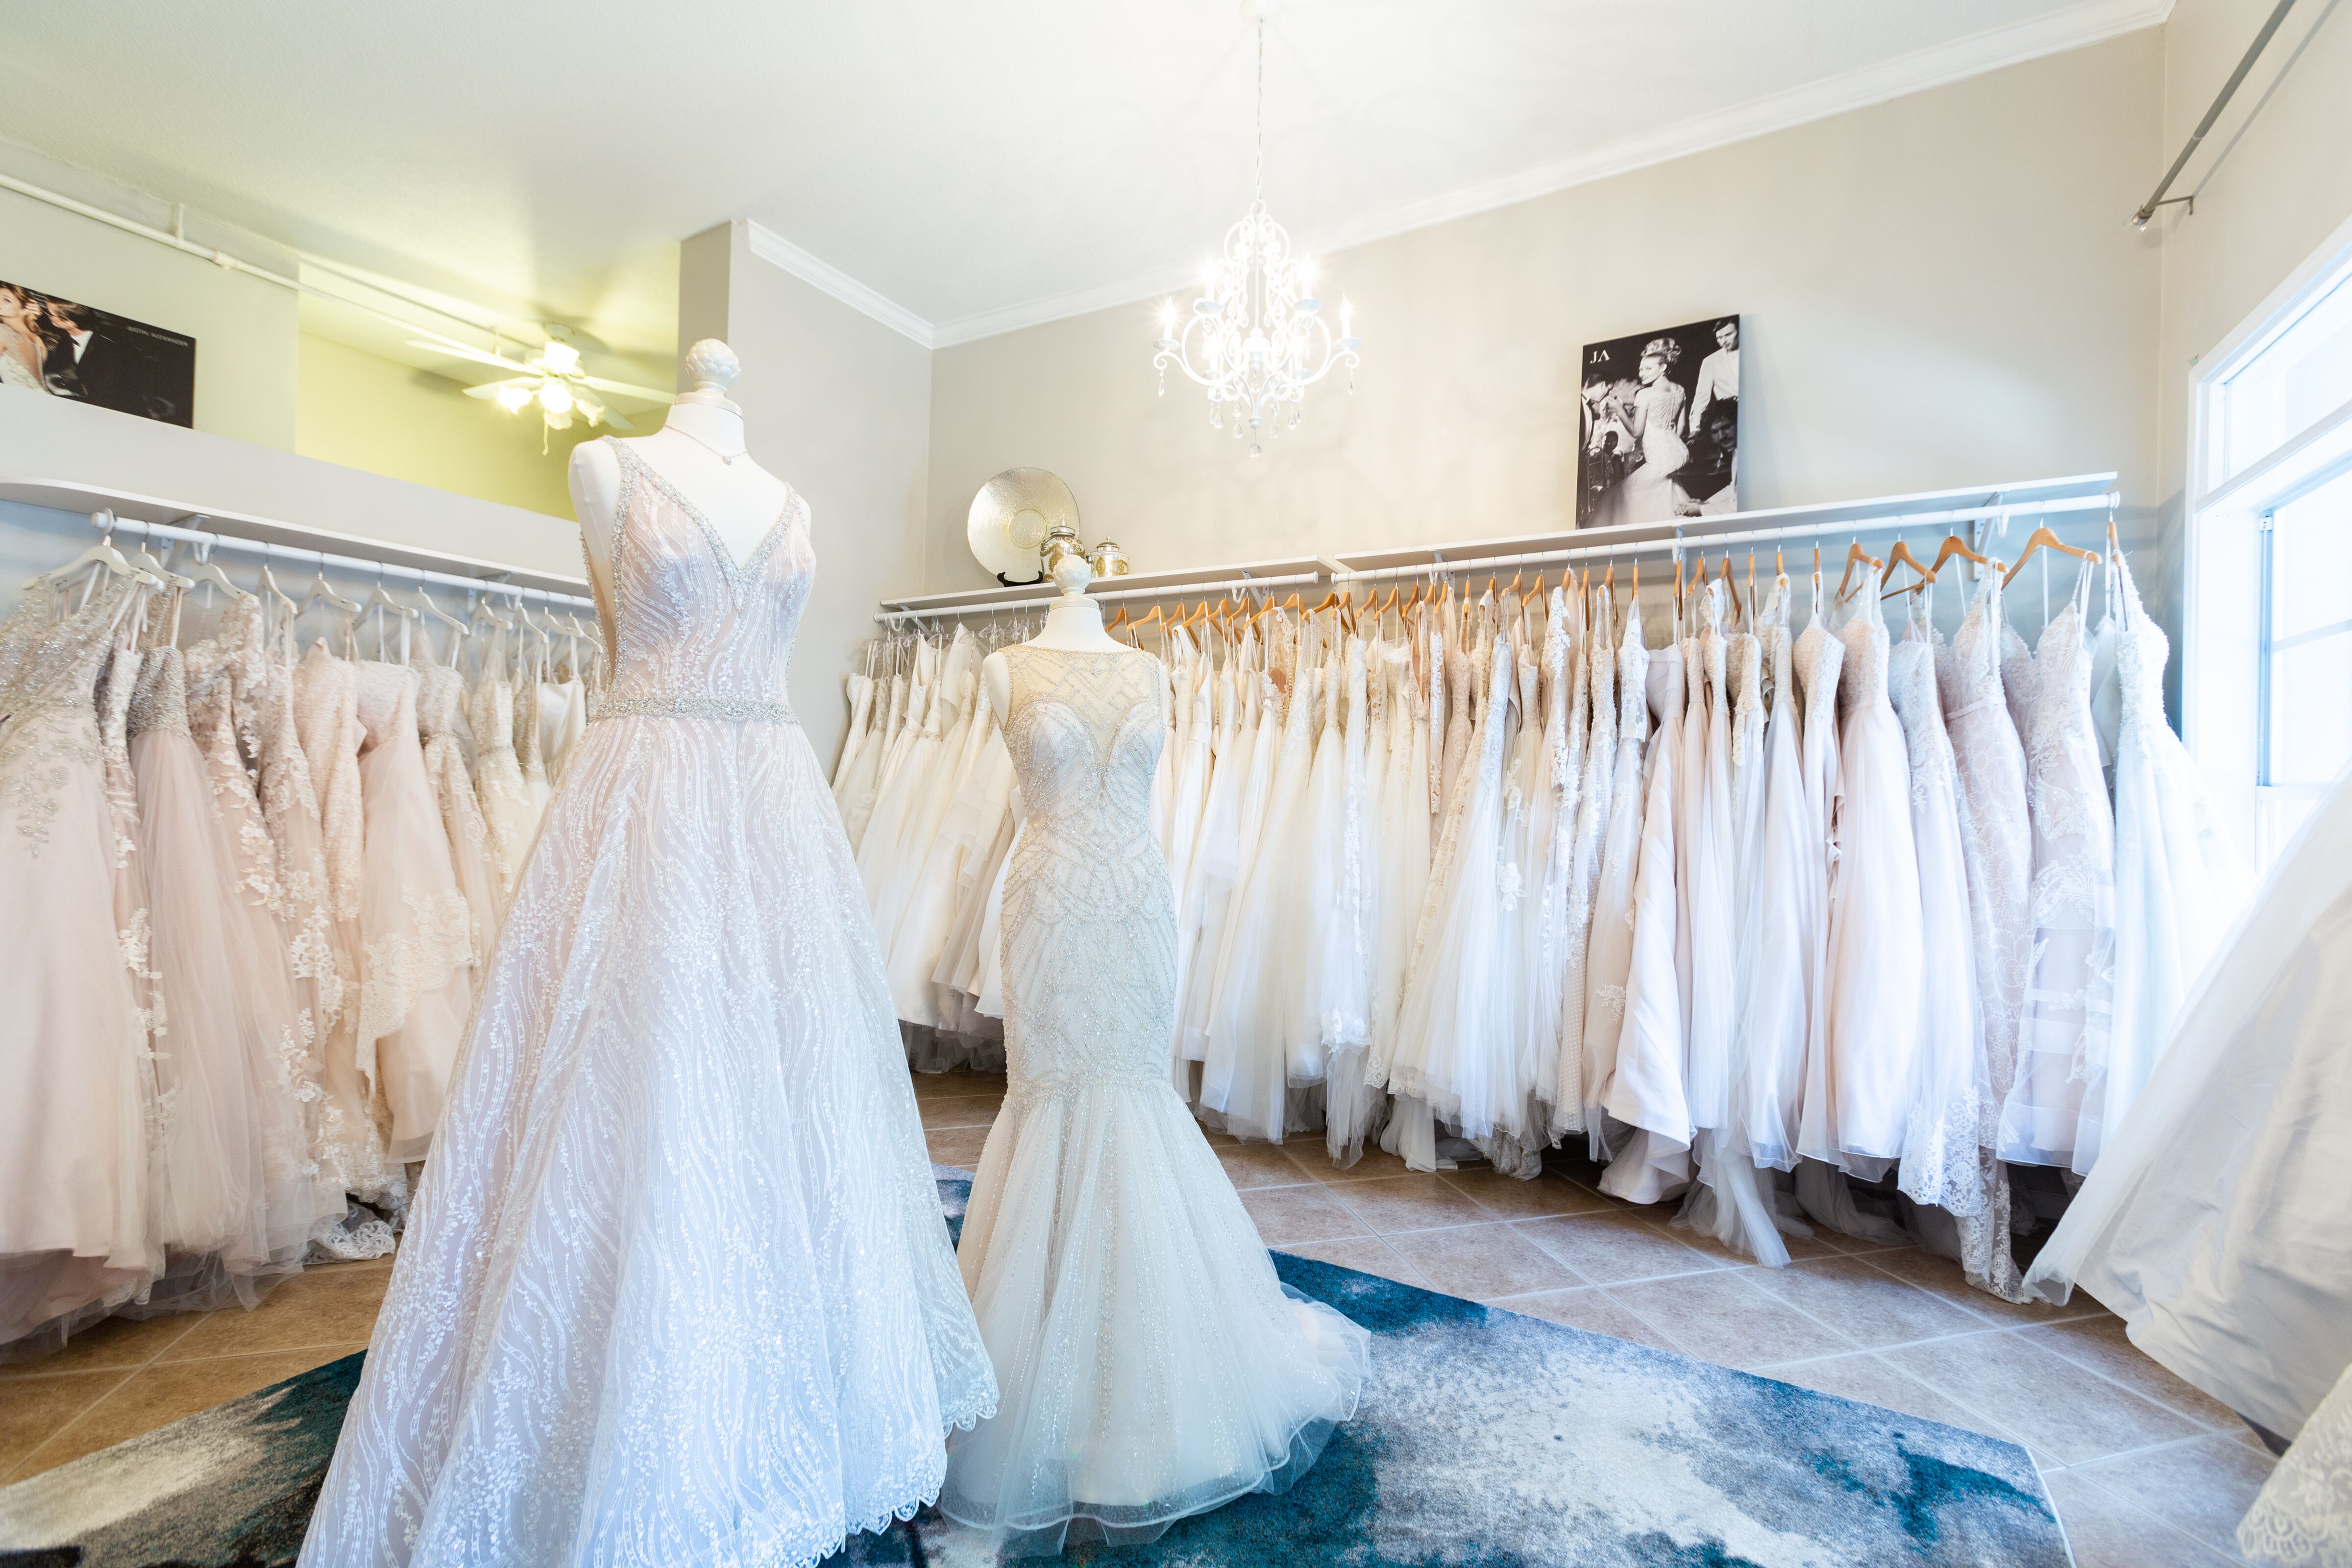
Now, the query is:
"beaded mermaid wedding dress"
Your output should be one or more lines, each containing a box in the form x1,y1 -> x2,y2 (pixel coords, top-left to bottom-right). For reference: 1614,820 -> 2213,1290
300,439 -> 995,1568
944,644 -> 1369,1555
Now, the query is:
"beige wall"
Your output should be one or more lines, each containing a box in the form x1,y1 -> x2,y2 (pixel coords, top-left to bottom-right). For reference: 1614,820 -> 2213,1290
926,33 -> 2167,598
294,334 -> 596,520
680,222 -> 934,766
0,171 -> 298,450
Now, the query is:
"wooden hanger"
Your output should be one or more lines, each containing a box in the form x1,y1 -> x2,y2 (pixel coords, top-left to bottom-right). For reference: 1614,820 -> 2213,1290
2000,525 -> 2098,587
1881,537 -> 1934,591
1922,532 -> 1996,587
1834,540 -> 1882,602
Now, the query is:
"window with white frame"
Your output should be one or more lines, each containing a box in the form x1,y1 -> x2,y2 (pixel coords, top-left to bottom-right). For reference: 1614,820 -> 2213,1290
2187,223 -> 2352,869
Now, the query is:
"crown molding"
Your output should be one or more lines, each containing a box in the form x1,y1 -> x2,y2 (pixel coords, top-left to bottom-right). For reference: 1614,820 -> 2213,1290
742,219 -> 935,348
927,0 -> 2173,349
930,262 -> 1208,349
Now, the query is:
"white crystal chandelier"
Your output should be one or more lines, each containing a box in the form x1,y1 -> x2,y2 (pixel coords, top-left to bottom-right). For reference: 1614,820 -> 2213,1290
1153,15 -> 1360,455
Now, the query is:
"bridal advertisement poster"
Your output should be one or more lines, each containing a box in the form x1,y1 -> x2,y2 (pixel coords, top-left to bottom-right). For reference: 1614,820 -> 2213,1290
0,277 -> 196,427
1577,315 -> 1739,528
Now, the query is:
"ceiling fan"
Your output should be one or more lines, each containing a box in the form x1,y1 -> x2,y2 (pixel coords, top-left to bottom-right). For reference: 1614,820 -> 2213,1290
405,324 -> 673,437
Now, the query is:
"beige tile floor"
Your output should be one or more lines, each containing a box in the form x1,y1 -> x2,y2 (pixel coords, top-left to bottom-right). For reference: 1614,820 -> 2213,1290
0,1068 -> 2277,1568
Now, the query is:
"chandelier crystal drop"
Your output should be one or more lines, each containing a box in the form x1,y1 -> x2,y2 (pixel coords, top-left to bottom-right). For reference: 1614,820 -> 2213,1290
1153,19 -> 1360,456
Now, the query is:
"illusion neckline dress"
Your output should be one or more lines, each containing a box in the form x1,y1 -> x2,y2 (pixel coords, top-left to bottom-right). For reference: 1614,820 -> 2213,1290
300,439 -> 994,1568
943,643 -> 1368,1555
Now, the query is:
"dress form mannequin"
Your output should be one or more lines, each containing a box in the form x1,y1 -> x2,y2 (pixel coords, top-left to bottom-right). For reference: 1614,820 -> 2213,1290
568,339 -> 794,612
982,552 -> 1127,725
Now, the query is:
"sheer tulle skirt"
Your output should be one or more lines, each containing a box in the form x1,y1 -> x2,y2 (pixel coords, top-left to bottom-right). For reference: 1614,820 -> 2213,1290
0,707 -> 156,1342
944,1078 -> 1370,1553
130,728 -> 280,1275
299,713 -> 995,1568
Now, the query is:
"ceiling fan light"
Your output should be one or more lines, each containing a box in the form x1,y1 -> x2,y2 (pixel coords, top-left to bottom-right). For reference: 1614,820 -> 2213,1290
541,341 -> 581,376
494,383 -> 533,413
538,380 -> 575,416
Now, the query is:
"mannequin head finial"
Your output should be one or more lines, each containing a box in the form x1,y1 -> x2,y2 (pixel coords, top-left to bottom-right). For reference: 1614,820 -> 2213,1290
1049,550 -> 1096,600
677,339 -> 742,412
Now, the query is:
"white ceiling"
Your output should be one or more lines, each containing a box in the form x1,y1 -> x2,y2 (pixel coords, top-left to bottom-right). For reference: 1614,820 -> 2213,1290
2,0 -> 2165,353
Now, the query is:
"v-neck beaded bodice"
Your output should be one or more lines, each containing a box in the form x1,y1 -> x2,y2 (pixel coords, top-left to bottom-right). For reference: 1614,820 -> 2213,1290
594,437 -> 814,726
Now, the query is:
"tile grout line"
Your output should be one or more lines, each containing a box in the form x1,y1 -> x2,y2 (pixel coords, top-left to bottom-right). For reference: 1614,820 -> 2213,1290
0,1310 -> 213,1484
2005,1323 -> 2242,1436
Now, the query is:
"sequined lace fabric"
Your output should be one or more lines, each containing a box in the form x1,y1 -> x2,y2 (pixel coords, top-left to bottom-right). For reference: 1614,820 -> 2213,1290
0,582 -> 159,1342
942,644 -> 1370,1553
298,438 -> 995,1568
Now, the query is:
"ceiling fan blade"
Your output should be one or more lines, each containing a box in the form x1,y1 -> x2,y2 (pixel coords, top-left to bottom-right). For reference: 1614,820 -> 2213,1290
462,375 -> 536,398
578,373 -> 676,402
407,338 -> 535,375
597,406 -> 637,431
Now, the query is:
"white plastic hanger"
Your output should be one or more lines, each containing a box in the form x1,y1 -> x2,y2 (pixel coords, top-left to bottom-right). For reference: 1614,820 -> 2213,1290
29,511 -> 162,603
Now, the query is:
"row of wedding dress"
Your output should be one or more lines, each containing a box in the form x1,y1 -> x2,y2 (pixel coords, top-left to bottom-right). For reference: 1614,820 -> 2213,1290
842,544 -> 2247,1296
0,563 -> 600,1351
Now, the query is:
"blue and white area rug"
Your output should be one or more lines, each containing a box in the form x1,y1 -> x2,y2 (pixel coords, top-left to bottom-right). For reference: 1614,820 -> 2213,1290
0,1170 -> 2068,1567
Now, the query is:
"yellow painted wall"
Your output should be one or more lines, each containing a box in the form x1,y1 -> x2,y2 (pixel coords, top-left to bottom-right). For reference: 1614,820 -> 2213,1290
294,333 -> 599,520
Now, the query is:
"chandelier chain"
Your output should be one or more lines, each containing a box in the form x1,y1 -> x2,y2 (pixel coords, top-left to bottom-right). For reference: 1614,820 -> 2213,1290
1254,21 -> 1265,201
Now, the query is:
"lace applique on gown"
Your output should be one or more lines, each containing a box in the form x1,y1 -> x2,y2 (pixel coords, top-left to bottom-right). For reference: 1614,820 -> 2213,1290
0,583 -> 158,1344
943,644 -> 1369,1554
1886,605 -> 1984,1216
186,616 -> 340,1256
418,659 -> 501,968
350,661 -> 474,1164
293,641 -> 395,1202
300,438 -> 994,1568
468,643 -> 535,905
128,643 -> 300,1287
1997,574 -> 2114,1171
1937,575 -> 2034,1300
1576,594 -> 1645,1144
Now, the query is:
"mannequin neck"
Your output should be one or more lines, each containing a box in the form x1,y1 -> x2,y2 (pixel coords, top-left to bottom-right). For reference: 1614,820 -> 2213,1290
1029,591 -> 1126,651
660,401 -> 745,452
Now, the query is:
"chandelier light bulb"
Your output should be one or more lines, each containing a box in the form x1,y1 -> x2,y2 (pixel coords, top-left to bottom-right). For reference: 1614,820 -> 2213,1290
494,383 -> 533,413
538,380 -> 574,416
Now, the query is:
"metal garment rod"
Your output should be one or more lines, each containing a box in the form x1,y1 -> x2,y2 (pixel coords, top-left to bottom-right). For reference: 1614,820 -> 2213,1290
874,570 -> 1323,624
2134,0 -> 2297,226
85,511 -> 598,612
1330,492 -> 2120,585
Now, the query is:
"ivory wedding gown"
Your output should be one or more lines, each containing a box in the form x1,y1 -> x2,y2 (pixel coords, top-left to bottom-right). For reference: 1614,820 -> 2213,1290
945,644 -> 1369,1554
0,580 -> 157,1342
301,439 -> 995,1568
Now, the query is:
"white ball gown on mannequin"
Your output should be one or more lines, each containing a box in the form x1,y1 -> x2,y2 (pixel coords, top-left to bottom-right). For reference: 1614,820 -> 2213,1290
298,437 -> 995,1568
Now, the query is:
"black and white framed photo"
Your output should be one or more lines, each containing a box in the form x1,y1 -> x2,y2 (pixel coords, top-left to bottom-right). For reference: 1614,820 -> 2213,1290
0,278 -> 196,428
1576,314 -> 1739,528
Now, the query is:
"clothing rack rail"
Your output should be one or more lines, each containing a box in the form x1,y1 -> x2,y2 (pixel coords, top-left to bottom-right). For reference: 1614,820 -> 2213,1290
869,473 -> 2120,621
874,569 -> 1324,626
68,509 -> 599,614
1330,491 -> 2121,585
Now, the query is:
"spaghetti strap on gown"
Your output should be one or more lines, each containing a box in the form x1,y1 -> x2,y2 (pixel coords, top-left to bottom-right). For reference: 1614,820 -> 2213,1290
300,438 -> 994,1568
